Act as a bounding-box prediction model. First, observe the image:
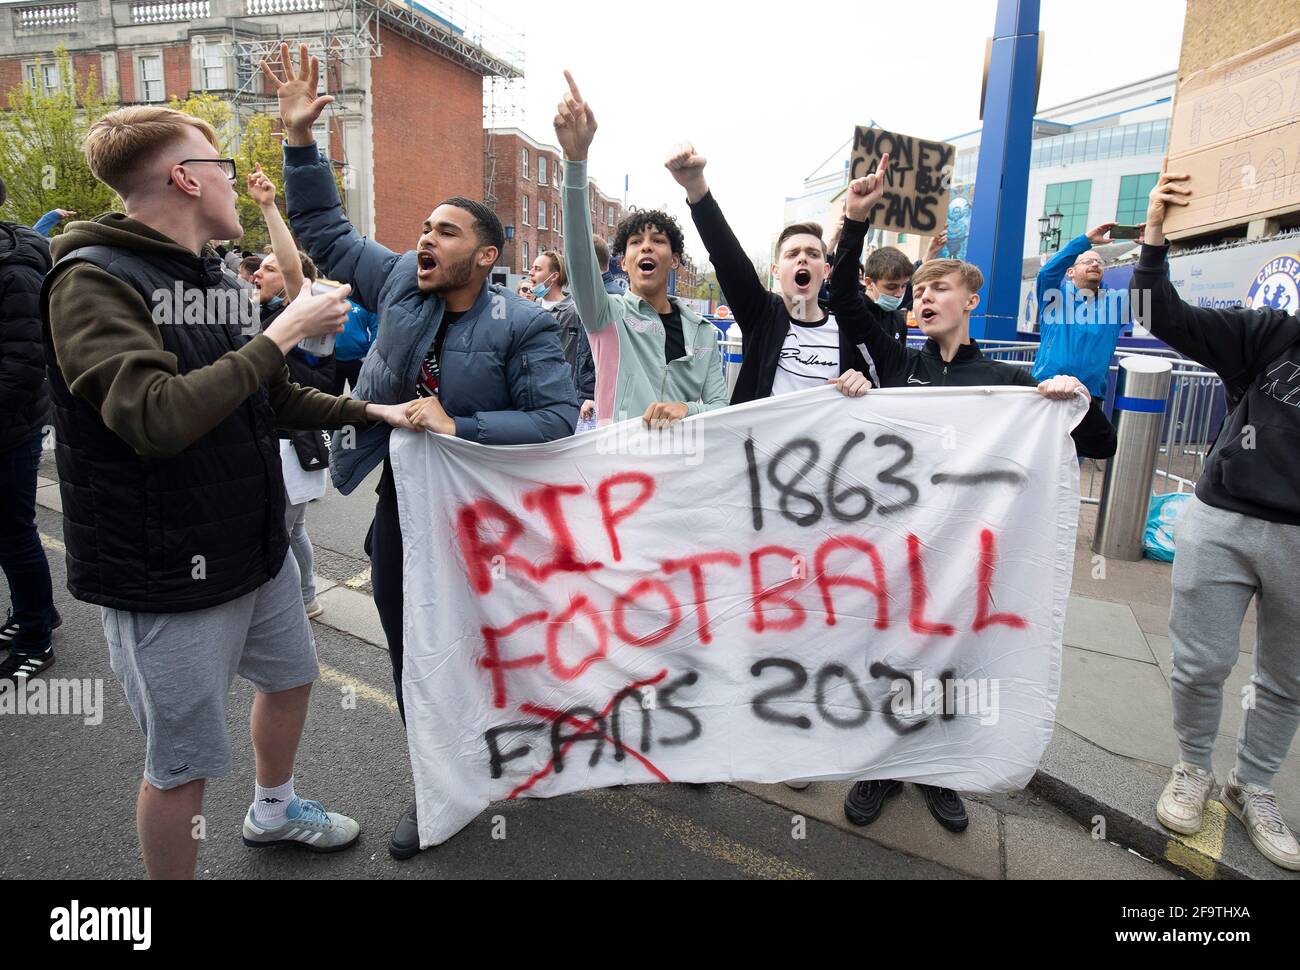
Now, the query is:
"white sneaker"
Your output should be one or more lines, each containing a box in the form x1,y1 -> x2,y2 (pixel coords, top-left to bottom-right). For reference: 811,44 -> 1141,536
1156,761 -> 1216,835
1220,772 -> 1300,872
305,600 -> 324,621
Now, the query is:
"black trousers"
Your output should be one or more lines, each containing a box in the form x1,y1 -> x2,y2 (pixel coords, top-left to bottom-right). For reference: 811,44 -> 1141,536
366,461 -> 407,723
331,358 -> 364,398
0,434 -> 55,654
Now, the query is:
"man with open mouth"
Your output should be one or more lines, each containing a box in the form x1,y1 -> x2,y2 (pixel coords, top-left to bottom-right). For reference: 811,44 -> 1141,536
555,73 -> 730,429
830,154 -> 1119,836
665,142 -> 874,405
268,43 -> 578,863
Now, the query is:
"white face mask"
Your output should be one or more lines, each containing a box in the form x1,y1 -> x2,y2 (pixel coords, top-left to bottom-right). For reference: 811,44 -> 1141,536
876,293 -> 904,312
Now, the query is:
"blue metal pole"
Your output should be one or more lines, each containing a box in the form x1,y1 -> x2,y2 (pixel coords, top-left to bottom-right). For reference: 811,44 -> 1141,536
967,0 -> 1041,342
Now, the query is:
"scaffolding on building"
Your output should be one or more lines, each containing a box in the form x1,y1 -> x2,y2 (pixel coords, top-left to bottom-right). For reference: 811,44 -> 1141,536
215,0 -> 523,197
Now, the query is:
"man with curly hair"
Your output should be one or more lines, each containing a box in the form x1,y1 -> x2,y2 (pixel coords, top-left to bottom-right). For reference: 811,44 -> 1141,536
555,72 -> 729,428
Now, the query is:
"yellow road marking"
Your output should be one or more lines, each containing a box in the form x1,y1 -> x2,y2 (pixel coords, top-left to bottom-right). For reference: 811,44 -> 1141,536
318,662 -> 400,714
580,789 -> 815,880
1164,799 -> 1227,880
345,568 -> 372,590
40,533 -> 66,555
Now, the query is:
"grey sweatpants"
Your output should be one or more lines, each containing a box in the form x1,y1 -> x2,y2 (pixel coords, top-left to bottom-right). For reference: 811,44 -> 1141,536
1169,497 -> 1300,787
285,501 -> 318,607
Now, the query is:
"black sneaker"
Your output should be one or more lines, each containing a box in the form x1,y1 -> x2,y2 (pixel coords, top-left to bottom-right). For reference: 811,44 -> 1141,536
0,648 -> 55,682
918,785 -> 969,833
389,801 -> 422,861
844,779 -> 903,826
0,609 -> 62,644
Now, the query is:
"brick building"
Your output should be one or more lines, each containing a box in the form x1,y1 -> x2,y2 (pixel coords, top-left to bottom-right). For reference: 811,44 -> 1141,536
485,127 -> 623,278
0,0 -> 521,250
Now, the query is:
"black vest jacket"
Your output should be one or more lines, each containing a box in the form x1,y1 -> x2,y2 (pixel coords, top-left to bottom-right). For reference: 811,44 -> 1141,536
41,245 -> 289,614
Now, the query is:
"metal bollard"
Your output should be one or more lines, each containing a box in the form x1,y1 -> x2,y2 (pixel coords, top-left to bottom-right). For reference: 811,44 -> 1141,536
724,323 -> 743,396
1093,356 -> 1174,562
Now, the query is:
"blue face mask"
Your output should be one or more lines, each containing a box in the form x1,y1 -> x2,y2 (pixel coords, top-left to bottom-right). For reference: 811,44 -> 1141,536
876,293 -> 904,312
532,283 -> 551,301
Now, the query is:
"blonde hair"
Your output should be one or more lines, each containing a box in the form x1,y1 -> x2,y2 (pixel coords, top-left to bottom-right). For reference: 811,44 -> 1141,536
912,259 -> 985,294
84,106 -> 219,195
541,249 -> 568,288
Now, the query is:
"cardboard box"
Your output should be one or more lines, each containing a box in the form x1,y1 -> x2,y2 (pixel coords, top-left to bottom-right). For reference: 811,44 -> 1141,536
1164,29 -> 1300,239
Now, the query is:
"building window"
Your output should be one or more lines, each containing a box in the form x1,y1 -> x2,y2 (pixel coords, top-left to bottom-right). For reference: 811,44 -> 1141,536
538,156 -> 547,185
538,200 -> 547,230
1043,180 -> 1092,248
522,148 -> 530,179
137,54 -> 164,102
25,61 -> 61,96
555,207 -> 561,235
1116,172 -> 1159,226
522,196 -> 530,226
522,241 -> 530,273
201,44 -> 226,91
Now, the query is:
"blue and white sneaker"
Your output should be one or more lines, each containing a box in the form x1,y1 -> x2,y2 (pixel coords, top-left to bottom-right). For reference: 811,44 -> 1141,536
242,797 -> 361,853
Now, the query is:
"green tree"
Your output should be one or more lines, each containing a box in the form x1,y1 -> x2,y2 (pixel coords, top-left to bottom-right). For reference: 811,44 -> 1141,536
0,48 -> 120,230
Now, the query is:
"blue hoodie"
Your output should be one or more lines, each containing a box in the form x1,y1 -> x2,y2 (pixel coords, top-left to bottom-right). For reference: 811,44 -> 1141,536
335,300 -> 378,363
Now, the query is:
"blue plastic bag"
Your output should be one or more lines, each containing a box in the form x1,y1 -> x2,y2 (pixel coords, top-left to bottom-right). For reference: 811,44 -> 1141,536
1144,493 -> 1192,563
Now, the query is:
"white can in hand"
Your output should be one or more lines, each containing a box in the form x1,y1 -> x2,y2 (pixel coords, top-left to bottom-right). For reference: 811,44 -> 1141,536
297,280 -> 343,357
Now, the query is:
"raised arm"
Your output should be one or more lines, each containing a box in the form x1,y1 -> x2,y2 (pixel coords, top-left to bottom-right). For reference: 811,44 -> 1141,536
666,144 -> 769,330
266,43 -> 400,313
247,164 -> 307,299
555,71 -> 619,334
829,158 -> 910,386
1133,166 -> 1300,382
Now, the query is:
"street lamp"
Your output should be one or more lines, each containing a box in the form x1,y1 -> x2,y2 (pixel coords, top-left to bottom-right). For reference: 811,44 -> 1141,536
708,281 -> 716,315
1038,209 -> 1063,253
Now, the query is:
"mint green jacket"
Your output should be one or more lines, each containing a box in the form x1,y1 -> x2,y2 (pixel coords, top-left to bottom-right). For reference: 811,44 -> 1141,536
562,159 -> 729,423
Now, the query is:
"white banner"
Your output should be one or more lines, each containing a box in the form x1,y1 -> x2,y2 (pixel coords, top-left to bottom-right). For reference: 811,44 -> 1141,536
392,386 -> 1087,847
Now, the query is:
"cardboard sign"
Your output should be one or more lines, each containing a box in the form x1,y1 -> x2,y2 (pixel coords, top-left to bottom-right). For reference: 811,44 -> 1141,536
392,386 -> 1086,847
1164,29 -> 1300,240
849,127 -> 957,236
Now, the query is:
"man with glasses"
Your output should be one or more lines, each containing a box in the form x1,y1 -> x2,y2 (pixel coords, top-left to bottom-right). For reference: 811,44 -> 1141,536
42,104 -> 416,879
1032,222 -> 1137,399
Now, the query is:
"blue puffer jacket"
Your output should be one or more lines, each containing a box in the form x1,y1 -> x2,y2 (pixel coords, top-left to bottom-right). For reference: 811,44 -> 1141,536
283,142 -> 578,495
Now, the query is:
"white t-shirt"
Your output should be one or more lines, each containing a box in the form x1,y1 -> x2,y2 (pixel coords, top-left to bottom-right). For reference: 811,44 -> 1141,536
770,315 -> 841,397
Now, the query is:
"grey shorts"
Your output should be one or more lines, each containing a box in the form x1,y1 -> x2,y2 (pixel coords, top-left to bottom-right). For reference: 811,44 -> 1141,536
101,552 -> 321,791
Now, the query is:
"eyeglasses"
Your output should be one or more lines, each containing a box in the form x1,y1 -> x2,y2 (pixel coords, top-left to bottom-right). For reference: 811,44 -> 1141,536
168,158 -> 237,186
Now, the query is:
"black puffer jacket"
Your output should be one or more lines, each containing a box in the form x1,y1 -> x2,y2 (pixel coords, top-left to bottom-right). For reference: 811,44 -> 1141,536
0,222 -> 53,451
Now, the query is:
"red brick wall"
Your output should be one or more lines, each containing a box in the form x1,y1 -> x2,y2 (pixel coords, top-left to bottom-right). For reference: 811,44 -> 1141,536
116,52 -> 134,103
162,45 -> 191,101
0,58 -> 23,104
370,30 -> 484,251
0,53 -> 105,106
71,53 -> 103,100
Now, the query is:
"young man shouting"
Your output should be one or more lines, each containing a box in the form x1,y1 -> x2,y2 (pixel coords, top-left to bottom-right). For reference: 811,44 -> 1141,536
830,156 -> 1117,835
665,143 -> 872,404
267,44 -> 578,861
556,73 -> 729,428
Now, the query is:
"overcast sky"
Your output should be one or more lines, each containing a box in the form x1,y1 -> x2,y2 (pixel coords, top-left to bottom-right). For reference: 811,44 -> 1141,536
483,0 -> 1188,261
1,0 -> 1188,258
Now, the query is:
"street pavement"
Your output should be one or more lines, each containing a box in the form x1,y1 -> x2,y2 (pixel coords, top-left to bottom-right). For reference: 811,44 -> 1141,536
1,453 -> 1181,880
